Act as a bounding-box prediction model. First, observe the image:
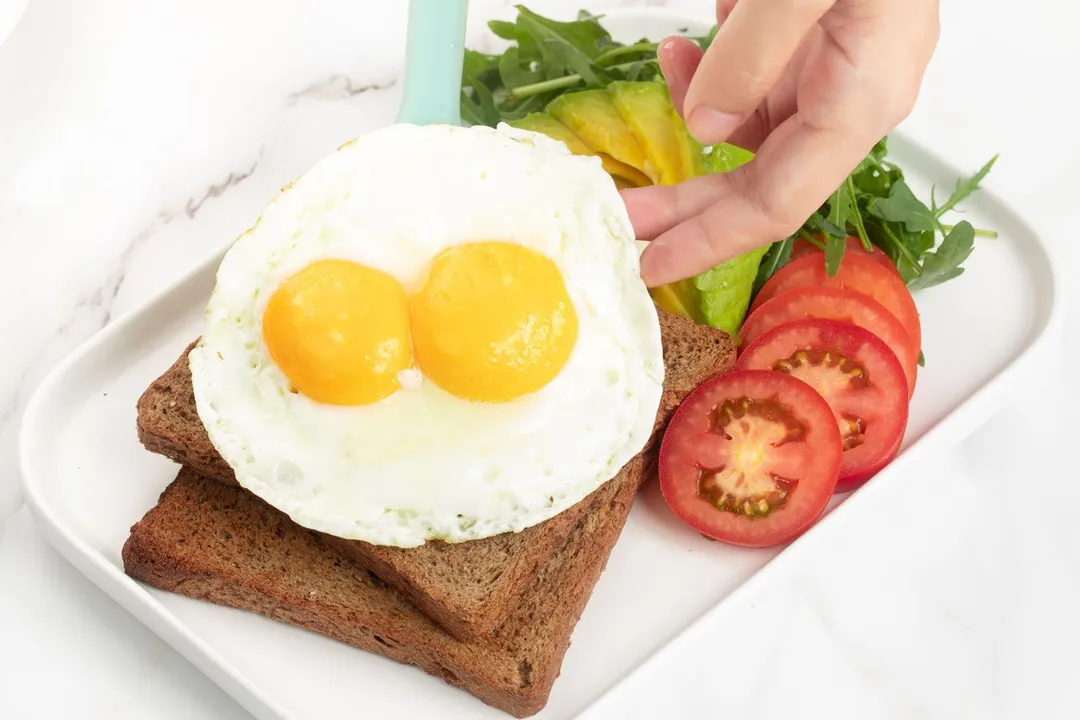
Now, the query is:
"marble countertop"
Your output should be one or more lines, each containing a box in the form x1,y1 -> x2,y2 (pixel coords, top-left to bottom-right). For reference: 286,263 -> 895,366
1,0 -> 1077,717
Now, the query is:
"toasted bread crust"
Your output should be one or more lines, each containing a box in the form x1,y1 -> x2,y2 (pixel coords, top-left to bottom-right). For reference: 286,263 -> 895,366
134,309 -> 735,641
123,462 -> 643,717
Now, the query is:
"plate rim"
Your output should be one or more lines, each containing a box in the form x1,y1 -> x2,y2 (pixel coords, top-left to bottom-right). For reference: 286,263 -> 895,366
16,7 -> 1067,720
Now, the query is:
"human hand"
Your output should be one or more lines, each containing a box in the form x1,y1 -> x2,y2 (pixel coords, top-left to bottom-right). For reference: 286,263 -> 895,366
625,0 -> 940,287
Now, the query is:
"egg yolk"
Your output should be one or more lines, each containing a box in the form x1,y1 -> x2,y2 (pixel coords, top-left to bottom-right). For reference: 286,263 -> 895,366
262,259 -> 412,405
411,241 -> 578,403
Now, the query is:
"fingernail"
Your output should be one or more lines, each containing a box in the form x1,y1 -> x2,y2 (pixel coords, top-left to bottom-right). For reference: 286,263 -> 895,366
657,38 -> 680,81
686,107 -> 742,144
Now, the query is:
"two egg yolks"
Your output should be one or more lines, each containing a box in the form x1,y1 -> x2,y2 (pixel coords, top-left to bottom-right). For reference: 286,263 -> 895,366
261,242 -> 578,405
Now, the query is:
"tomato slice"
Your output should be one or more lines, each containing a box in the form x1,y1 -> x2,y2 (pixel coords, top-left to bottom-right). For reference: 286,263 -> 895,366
790,236 -> 901,276
658,370 -> 842,548
735,319 -> 909,492
751,251 -> 922,350
739,287 -> 918,398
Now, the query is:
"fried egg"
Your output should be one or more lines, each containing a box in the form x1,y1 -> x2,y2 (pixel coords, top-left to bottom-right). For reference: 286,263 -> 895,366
189,123 -> 663,547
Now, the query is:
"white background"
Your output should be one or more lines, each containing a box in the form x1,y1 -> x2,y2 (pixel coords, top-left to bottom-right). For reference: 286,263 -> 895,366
1,0 -> 1077,718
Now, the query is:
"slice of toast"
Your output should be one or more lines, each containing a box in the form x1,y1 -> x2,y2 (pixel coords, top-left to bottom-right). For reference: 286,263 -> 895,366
135,309 -> 735,641
124,461 -> 642,717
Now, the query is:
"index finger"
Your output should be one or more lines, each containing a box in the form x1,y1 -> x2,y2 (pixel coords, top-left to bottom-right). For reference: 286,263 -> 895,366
638,115 -> 878,287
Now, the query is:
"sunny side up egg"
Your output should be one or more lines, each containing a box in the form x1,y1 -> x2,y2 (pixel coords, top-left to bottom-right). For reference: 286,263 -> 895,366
189,123 -> 664,548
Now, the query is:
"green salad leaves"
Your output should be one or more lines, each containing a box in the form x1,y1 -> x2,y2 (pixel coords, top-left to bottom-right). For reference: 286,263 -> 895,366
462,8 -> 715,127
788,138 -> 998,290
461,5 -> 997,308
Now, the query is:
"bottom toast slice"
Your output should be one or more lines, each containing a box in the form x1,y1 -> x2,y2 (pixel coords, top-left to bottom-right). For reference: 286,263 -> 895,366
135,308 -> 736,641
123,459 -> 646,718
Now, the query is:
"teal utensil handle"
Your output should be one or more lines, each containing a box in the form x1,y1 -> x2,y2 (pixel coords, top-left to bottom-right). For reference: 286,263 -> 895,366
396,0 -> 469,126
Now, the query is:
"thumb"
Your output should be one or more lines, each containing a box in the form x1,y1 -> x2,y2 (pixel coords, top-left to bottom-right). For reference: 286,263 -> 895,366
682,0 -> 833,144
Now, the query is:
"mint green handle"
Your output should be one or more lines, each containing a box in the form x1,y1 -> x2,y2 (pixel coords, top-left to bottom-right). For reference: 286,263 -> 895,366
396,0 -> 469,126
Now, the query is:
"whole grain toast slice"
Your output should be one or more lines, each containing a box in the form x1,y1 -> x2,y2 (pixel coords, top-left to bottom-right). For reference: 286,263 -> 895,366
135,309 -> 735,641
124,461 -> 642,717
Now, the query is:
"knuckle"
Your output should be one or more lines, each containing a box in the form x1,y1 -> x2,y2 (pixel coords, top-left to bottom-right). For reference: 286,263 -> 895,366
852,71 -> 924,131
881,85 -> 919,127
718,65 -> 777,107
733,166 -> 802,236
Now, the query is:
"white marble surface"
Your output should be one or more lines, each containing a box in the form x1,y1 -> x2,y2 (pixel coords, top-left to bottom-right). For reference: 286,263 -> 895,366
1,0 -> 1077,717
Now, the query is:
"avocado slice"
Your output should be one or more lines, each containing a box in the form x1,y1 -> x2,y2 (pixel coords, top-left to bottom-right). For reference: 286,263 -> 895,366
548,90 -> 654,182
524,83 -> 767,336
508,113 -> 593,156
700,142 -> 756,175
607,81 -> 685,186
658,111 -> 762,332
673,110 -> 708,179
508,112 -> 651,187
598,154 -> 652,187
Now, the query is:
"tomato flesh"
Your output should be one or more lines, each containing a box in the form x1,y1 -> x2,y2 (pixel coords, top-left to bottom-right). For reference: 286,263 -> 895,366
739,287 -> 918,398
658,370 -> 842,547
790,236 -> 901,276
751,251 -> 922,351
735,319 -> 909,492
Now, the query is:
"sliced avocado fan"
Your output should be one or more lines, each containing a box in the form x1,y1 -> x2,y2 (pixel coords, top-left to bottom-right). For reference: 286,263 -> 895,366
607,81 -> 685,186
547,90 -> 656,183
508,113 -> 651,187
510,82 -> 764,336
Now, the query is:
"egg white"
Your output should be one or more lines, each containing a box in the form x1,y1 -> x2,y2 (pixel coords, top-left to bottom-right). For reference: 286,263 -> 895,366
189,122 -> 664,547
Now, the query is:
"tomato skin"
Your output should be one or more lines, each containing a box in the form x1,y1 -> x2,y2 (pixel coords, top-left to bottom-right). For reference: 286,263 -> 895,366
791,236 -> 901,276
658,370 -> 842,548
739,287 -> 918,398
751,251 -> 922,351
833,423 -> 902,496
735,319 -> 909,491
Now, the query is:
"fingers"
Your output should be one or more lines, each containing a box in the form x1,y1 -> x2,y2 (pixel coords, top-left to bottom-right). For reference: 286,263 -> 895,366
715,0 -> 740,22
621,173 -> 733,240
657,37 -> 703,117
634,0 -> 940,286
639,113 -> 879,287
683,0 -> 835,144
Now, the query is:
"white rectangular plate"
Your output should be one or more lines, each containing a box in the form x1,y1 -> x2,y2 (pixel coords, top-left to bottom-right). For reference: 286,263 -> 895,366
18,9 -> 1062,720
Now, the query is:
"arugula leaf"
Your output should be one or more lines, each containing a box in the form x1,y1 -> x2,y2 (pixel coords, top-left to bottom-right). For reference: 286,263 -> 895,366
514,6 -> 612,60
906,221 -> 976,291
824,232 -> 847,276
701,143 -> 755,174
698,25 -> 720,50
514,5 -> 611,87
827,183 -> 853,226
488,20 -> 521,41
821,184 -> 854,274
752,237 -> 794,295
595,41 -> 660,66
462,48 -> 500,89
807,213 -> 845,238
869,180 -> 939,233
846,177 -> 872,250
460,81 -> 499,127
499,47 -> 543,89
933,154 -> 999,218
797,228 -> 824,249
